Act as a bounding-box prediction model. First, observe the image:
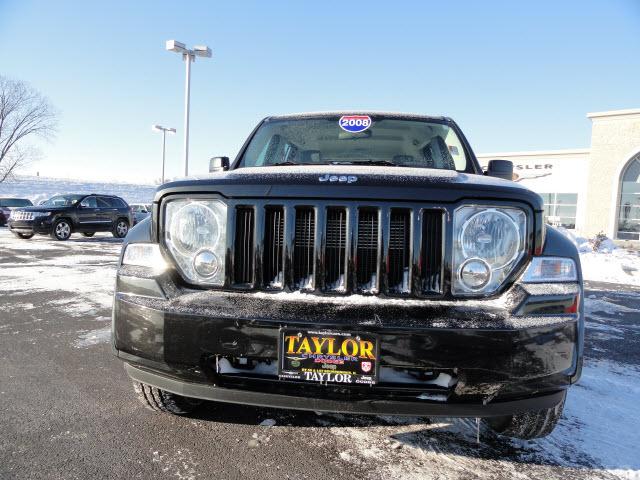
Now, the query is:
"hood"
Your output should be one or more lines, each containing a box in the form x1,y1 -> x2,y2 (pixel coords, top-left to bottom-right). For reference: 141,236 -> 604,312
156,165 -> 543,211
0,205 -> 30,211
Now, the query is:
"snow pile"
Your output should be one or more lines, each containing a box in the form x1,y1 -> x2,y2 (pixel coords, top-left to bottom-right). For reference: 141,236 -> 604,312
580,249 -> 640,286
0,175 -> 157,204
557,228 -> 617,254
556,228 -> 640,286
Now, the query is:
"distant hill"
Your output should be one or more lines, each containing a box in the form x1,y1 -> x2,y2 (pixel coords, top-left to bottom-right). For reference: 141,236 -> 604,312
0,175 -> 158,205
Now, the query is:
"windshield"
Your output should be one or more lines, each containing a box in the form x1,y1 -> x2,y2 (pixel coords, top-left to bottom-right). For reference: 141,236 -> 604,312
43,195 -> 84,207
237,116 -> 471,171
0,198 -> 32,207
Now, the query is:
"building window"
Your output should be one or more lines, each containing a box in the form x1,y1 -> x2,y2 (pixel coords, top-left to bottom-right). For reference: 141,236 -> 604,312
617,154 -> 640,240
539,193 -> 578,229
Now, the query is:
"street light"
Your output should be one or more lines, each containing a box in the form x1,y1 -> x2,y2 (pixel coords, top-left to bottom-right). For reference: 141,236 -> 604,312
165,40 -> 212,177
152,124 -> 176,183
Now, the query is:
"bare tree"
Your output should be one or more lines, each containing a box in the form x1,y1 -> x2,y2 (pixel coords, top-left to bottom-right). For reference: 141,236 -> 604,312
0,75 -> 58,182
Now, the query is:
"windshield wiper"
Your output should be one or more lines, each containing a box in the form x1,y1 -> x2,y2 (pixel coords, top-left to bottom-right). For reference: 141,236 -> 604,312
267,161 -> 300,166
330,160 -> 397,166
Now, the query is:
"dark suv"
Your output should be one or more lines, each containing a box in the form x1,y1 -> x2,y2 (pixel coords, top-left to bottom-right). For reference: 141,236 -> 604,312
112,113 -> 583,440
8,193 -> 132,240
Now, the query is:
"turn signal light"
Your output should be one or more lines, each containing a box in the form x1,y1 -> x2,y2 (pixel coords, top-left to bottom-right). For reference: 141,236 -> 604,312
522,257 -> 577,283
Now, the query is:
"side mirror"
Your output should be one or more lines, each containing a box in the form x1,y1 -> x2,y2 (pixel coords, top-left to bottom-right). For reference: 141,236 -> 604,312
209,156 -> 230,173
486,159 -> 514,180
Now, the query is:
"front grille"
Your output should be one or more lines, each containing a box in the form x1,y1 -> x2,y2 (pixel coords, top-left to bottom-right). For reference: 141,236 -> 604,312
232,202 -> 444,297
11,211 -> 33,221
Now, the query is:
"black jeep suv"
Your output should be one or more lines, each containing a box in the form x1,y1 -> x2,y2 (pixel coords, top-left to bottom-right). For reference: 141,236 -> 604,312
9,193 -> 132,240
112,113 -> 583,440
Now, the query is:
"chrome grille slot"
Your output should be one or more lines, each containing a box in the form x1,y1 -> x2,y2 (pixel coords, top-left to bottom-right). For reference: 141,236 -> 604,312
293,207 -> 315,290
233,207 -> 254,284
264,207 -> 285,288
13,211 -> 33,221
422,210 -> 444,293
356,209 -> 379,293
388,209 -> 411,294
324,208 -> 348,292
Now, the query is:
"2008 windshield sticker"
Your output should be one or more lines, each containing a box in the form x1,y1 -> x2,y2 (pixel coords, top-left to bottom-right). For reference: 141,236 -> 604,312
339,115 -> 372,133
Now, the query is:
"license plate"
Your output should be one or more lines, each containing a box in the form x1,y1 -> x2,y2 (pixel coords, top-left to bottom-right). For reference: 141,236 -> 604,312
278,329 -> 379,385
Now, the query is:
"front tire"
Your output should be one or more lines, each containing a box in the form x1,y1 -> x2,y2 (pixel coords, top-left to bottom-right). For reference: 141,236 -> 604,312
13,232 -> 35,239
133,382 -> 202,415
486,394 -> 566,439
113,219 -> 129,238
51,219 -> 72,241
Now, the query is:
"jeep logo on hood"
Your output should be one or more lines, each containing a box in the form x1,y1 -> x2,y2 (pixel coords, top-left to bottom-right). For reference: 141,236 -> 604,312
319,174 -> 358,184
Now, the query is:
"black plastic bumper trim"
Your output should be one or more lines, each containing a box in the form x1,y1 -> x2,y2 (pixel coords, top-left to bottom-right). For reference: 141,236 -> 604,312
124,363 -> 566,418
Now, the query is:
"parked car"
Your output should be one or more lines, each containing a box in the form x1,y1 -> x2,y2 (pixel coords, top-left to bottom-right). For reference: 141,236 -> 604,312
0,198 -> 33,226
8,193 -> 133,240
112,112 -> 583,440
130,203 -> 152,225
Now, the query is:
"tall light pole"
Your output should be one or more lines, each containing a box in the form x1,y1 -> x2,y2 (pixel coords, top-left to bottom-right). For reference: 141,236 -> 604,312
152,125 -> 176,183
165,40 -> 212,177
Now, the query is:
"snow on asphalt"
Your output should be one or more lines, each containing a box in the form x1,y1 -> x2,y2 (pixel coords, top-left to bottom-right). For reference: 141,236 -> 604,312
1,227 -> 639,479
0,228 -> 119,347
323,359 -> 640,480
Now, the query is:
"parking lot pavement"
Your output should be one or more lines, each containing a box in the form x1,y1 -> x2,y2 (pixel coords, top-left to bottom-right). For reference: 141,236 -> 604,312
0,226 -> 638,480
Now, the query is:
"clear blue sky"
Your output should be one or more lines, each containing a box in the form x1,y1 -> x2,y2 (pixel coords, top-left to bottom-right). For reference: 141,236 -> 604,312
1,0 -> 638,182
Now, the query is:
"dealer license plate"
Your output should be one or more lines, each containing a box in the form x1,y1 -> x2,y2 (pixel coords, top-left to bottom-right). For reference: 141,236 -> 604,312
278,329 -> 379,385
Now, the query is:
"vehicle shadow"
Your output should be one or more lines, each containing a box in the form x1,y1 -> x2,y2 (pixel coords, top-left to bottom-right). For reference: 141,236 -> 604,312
190,401 -> 426,428
66,235 -> 123,245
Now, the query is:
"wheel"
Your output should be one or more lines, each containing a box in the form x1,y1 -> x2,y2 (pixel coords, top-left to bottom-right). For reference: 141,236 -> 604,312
113,219 -> 129,238
82,232 -> 95,237
13,232 -> 34,239
51,219 -> 72,241
485,394 -> 566,439
133,382 -> 202,415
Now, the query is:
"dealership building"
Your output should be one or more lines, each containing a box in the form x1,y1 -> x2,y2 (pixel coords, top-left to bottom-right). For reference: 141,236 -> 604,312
477,108 -> 640,242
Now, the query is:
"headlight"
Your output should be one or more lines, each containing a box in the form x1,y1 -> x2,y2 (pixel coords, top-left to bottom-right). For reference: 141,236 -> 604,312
32,212 -> 51,218
453,206 -> 526,295
164,199 -> 227,286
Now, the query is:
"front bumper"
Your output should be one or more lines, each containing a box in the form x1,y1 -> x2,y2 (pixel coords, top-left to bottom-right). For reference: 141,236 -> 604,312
113,263 -> 583,417
125,361 -> 566,417
8,219 -> 53,235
